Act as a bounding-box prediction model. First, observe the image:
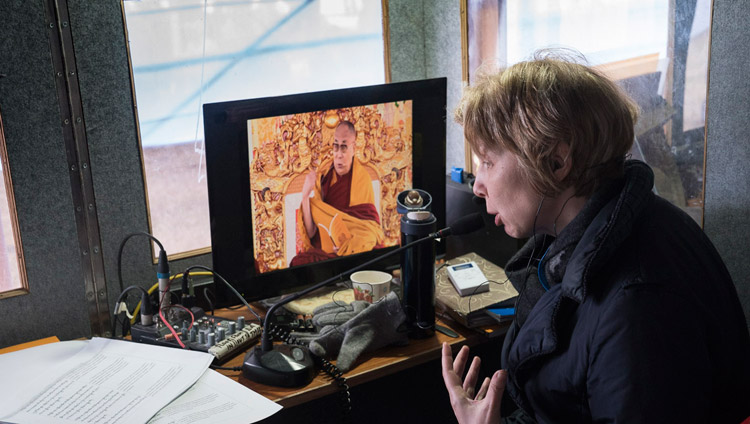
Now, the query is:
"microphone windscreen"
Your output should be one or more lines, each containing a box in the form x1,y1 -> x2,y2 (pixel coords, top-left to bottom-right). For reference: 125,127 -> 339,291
448,212 -> 485,236
472,195 -> 485,206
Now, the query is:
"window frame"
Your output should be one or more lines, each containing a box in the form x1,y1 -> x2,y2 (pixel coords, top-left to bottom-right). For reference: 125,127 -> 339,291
0,109 -> 29,300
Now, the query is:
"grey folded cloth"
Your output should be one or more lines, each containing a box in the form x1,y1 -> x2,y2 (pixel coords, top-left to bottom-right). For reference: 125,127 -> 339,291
308,291 -> 409,372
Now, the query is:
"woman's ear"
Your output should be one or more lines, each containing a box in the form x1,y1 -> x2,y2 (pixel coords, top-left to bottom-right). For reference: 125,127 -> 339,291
552,142 -> 572,181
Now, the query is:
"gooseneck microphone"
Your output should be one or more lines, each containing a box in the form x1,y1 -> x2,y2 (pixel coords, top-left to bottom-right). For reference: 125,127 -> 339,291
431,211 -> 484,238
242,213 -> 485,387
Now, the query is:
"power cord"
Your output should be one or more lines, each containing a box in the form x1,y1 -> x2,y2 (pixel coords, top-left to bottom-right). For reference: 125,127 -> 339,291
128,271 -> 215,325
117,232 -> 164,295
112,285 -> 153,338
210,365 -> 242,372
181,265 -> 262,324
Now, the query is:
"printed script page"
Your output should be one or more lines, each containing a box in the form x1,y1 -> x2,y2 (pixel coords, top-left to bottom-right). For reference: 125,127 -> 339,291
147,369 -> 282,424
0,337 -> 213,424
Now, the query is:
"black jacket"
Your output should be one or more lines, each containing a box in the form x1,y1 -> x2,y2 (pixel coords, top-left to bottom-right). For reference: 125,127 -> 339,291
501,161 -> 750,423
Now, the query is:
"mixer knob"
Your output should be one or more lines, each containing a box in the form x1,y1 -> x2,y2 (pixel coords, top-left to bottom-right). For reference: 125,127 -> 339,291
237,316 -> 245,330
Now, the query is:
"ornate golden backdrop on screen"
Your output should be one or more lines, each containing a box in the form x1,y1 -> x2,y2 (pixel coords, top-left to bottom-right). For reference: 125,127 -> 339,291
248,101 -> 413,273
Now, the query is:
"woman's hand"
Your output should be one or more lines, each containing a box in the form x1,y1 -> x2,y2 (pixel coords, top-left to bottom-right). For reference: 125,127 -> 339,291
441,342 -> 507,424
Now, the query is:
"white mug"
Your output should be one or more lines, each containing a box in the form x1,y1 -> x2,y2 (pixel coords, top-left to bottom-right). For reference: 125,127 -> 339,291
350,270 -> 392,303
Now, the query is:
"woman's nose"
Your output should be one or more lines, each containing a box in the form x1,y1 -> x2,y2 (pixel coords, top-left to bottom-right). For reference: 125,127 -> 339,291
472,180 -> 486,198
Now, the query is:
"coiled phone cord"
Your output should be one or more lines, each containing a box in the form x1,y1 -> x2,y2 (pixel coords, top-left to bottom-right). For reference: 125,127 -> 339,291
268,322 -> 352,423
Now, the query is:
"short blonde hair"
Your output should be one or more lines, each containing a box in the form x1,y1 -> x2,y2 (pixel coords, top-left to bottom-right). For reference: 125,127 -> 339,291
455,50 -> 639,197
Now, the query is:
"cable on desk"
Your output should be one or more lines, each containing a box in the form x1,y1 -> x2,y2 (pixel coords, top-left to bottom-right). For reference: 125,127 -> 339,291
181,265 -> 263,324
210,365 -> 242,372
111,285 -> 151,339
117,232 -> 164,296
128,271 -> 214,325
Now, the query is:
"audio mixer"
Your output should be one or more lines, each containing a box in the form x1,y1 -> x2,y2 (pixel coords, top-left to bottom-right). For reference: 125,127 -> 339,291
131,314 -> 261,363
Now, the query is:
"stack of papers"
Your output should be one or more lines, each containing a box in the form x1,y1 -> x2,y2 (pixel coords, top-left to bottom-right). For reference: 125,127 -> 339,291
0,338 -> 281,424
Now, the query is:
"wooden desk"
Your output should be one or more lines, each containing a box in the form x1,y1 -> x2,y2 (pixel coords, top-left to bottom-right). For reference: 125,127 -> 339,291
211,306 -> 506,409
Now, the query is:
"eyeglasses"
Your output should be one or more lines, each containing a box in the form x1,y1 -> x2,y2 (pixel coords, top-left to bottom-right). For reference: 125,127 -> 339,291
332,143 -> 349,153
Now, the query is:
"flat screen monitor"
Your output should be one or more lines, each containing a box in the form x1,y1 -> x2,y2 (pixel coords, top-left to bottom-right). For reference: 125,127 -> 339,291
203,78 -> 446,305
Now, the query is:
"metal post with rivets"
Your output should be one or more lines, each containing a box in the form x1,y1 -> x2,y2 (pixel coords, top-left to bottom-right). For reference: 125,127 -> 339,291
43,0 -> 111,337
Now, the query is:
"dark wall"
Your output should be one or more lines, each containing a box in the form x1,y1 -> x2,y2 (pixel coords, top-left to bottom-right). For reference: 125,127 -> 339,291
389,0 -> 466,175
703,0 -> 750,330
0,1 -> 90,344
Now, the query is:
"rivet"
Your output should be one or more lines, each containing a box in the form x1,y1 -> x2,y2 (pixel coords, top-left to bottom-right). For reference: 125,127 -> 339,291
76,117 -> 82,123
62,22 -> 68,28
71,164 -> 77,171
98,289 -> 106,298
87,291 -> 94,299
82,249 -> 88,256
49,23 -> 54,28
76,206 -> 82,212
64,119 -> 70,125
56,72 -> 63,77
88,203 -> 94,210
69,71 -> 75,76
93,246 -> 100,254
82,162 -> 88,169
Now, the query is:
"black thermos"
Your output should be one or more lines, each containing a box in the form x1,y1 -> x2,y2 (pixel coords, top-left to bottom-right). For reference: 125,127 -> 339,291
400,210 -> 436,338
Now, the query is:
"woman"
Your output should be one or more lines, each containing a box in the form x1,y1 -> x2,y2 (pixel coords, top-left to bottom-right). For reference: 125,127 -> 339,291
442,51 -> 750,423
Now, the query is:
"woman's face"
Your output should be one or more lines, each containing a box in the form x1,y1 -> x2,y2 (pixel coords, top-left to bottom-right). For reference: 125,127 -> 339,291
472,146 -> 542,239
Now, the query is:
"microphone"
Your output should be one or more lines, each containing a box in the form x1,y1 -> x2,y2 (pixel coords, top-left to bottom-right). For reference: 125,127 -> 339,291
242,213 -> 486,387
156,249 -> 170,309
432,212 -> 484,238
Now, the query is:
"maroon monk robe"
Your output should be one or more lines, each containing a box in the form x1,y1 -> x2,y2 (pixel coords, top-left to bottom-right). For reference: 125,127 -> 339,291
290,165 -> 380,267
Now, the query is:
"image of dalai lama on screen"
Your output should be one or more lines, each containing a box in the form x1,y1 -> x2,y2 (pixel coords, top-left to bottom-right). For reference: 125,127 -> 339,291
292,121 -> 385,265
248,102 -> 412,274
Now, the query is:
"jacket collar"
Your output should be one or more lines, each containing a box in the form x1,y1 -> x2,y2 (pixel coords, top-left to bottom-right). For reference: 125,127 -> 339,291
557,160 -> 654,303
504,161 -> 655,324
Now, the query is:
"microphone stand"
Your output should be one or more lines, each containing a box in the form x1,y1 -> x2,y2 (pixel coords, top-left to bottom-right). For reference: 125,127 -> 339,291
243,228 -> 448,387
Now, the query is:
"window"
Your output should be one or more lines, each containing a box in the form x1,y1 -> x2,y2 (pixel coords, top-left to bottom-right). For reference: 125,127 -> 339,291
0,110 -> 27,298
466,0 -> 711,224
122,0 -> 386,259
